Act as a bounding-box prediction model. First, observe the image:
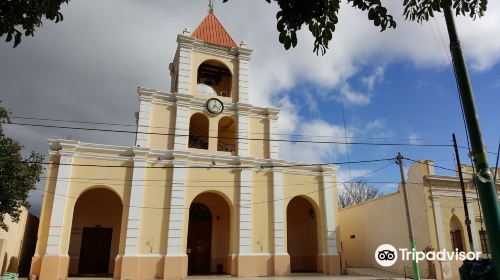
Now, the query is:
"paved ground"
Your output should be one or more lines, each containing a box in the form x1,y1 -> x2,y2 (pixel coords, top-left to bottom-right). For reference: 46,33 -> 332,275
61,272 -> 418,280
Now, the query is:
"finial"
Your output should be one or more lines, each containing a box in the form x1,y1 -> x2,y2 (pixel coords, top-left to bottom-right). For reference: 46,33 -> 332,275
183,27 -> 191,36
240,40 -> 247,48
208,0 -> 214,13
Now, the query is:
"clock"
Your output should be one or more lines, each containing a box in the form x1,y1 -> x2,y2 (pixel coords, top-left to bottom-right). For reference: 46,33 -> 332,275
206,98 -> 224,115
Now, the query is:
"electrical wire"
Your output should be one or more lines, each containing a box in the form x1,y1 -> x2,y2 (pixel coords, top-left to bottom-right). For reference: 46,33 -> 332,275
7,121 -> 454,147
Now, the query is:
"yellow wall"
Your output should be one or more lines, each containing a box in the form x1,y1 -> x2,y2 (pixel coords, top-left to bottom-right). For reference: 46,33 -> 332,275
248,117 -> 269,159
138,163 -> 173,255
148,103 -> 175,150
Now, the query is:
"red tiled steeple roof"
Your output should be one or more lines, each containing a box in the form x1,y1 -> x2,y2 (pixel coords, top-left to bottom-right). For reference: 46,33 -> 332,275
192,12 -> 237,48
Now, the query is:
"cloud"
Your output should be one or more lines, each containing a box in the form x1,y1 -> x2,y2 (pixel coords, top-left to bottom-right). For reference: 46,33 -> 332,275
279,118 -> 349,163
408,133 -> 421,145
337,83 -> 372,106
362,67 -> 385,91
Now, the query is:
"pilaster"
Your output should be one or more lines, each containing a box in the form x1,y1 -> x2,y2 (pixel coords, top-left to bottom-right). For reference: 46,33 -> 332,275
466,200 -> 481,252
124,148 -> 148,255
135,97 -> 151,148
237,107 -> 249,157
174,96 -> 191,151
237,47 -> 252,104
269,115 -> 279,159
322,169 -> 338,255
176,34 -> 194,96
46,144 -> 76,255
239,169 -> 252,254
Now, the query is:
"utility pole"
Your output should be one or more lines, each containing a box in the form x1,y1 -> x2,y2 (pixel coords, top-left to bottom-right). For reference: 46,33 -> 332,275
443,2 -> 500,278
396,153 -> 420,280
452,133 -> 474,251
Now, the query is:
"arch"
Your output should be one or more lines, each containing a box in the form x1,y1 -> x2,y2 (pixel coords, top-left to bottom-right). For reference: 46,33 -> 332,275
287,196 -> 319,272
187,192 -> 231,275
189,113 -> 209,150
449,215 -> 465,251
217,116 -> 236,152
196,59 -> 232,97
68,187 -> 123,277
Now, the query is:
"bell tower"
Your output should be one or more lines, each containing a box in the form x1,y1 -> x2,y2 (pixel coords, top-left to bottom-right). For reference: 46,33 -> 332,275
169,10 -> 251,103
166,9 -> 254,155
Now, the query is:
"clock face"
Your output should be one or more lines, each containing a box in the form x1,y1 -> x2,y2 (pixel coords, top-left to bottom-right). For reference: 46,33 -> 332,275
206,98 -> 224,115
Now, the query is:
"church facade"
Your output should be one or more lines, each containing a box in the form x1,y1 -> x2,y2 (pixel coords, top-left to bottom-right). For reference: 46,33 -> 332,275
30,11 -> 342,279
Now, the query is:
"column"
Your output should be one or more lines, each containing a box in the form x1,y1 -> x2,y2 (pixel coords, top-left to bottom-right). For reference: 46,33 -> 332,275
432,196 -> 451,279
322,170 -> 338,254
164,161 -> 188,279
46,151 -> 75,255
239,169 -> 252,254
237,113 -> 249,157
272,169 -> 290,275
237,46 -> 252,104
120,149 -> 148,279
124,150 -> 148,255
176,35 -> 193,96
40,141 -> 77,280
173,100 -> 190,151
135,97 -> 151,147
321,168 -> 341,274
269,115 -> 279,159
467,200 -> 481,252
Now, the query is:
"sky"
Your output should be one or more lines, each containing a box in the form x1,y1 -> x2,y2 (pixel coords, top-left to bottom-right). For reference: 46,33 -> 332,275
1,0 -> 499,215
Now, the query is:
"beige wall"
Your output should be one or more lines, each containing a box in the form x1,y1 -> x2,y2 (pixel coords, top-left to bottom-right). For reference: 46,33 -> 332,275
0,207 -> 28,274
339,186 -> 432,277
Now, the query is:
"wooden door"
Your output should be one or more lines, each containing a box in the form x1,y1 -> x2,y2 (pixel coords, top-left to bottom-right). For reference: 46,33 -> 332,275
187,203 -> 212,274
78,227 -> 113,275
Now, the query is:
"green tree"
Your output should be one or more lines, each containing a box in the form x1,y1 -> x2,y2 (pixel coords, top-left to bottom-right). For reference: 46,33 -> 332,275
223,0 -> 487,54
0,0 -> 69,48
0,102 -> 43,231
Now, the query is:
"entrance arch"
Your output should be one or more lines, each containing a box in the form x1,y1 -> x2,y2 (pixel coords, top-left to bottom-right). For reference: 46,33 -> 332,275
187,192 -> 230,275
68,188 -> 123,277
287,196 -> 319,272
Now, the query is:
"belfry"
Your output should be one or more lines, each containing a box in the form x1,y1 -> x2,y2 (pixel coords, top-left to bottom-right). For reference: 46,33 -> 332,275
30,7 -> 342,279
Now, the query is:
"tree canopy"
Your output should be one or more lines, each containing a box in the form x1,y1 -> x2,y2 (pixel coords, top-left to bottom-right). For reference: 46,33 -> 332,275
0,0 -> 69,47
0,103 -> 43,231
224,0 -> 487,54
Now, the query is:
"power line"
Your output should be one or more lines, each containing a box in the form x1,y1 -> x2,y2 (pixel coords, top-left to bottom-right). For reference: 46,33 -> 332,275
32,157 -> 394,169
8,122 -> 453,147
10,115 -> 448,142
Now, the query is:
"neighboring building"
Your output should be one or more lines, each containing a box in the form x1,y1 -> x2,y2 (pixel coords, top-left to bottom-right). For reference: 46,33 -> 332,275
30,10 -> 342,280
339,160 -> 499,279
0,207 -> 38,275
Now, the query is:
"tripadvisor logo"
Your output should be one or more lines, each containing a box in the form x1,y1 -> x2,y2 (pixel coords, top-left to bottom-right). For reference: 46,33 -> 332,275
375,244 -> 481,267
375,244 -> 398,267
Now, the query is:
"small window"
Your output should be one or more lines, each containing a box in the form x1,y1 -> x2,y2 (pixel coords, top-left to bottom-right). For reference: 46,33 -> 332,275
479,230 -> 490,254
450,230 -> 464,251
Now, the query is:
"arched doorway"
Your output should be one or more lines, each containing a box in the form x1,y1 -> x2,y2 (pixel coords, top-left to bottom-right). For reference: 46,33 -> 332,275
187,192 -> 230,275
68,188 -> 123,277
287,196 -> 319,272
